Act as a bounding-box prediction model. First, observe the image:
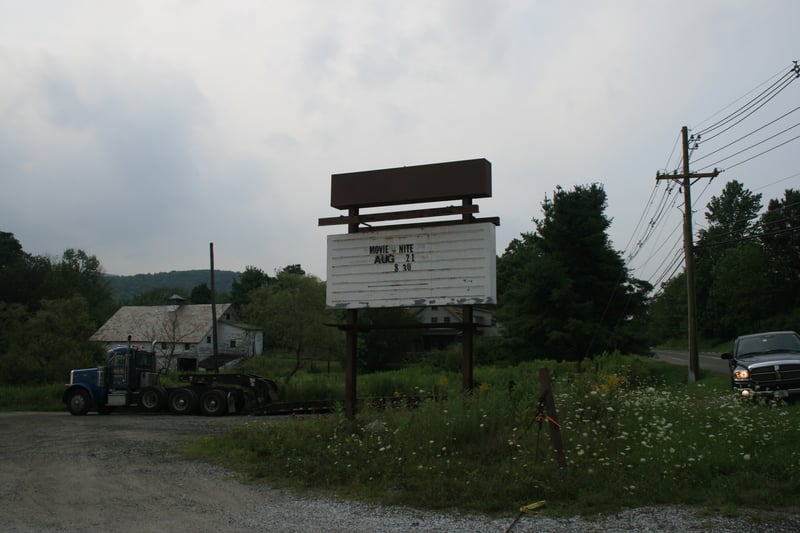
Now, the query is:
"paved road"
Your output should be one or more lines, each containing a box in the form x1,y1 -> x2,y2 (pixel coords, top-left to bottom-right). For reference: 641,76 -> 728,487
652,349 -> 730,375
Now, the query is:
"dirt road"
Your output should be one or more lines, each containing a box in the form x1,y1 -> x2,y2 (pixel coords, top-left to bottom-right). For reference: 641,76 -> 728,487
0,412 -> 508,532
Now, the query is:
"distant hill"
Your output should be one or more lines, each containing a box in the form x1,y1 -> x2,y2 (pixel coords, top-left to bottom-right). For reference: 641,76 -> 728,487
105,269 -> 240,302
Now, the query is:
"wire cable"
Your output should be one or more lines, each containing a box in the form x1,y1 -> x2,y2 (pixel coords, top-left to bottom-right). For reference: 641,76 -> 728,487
751,171 -> 800,192
696,74 -> 798,144
700,132 -> 800,172
692,63 -> 794,134
697,121 -> 800,170
692,105 -> 800,165
694,62 -> 799,138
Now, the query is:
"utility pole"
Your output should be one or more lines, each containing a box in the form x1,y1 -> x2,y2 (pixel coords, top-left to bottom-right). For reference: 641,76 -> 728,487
210,242 -> 219,373
656,126 -> 718,383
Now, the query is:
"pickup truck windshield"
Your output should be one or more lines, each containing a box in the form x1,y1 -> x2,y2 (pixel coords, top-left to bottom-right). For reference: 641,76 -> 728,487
736,334 -> 800,357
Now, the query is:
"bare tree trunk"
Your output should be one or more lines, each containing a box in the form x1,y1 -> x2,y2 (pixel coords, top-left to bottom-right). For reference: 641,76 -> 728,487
284,342 -> 303,384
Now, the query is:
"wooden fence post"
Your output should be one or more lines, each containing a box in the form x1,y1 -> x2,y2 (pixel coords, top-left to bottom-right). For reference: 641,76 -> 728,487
537,368 -> 567,468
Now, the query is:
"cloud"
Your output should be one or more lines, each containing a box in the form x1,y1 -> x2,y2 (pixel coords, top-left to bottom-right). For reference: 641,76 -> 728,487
1,0 -> 799,283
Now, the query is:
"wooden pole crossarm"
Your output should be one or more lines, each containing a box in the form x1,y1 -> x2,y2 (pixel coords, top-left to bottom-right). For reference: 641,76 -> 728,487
655,168 -> 720,181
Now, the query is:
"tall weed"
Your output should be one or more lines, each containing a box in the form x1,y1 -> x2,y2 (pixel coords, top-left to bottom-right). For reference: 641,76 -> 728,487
180,355 -> 800,515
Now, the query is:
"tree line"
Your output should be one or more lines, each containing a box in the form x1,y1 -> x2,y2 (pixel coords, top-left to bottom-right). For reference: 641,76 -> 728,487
1,180 -> 797,384
0,235 -> 115,383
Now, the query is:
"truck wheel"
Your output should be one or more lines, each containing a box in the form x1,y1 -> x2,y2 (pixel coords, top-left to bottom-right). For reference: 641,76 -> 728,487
66,389 -> 91,416
140,387 -> 163,412
200,389 -> 228,416
168,388 -> 197,415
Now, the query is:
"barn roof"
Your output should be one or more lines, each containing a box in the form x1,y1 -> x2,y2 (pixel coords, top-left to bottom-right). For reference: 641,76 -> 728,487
90,303 -> 234,344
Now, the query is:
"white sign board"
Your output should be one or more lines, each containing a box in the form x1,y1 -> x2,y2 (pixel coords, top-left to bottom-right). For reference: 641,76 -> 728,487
326,222 -> 496,309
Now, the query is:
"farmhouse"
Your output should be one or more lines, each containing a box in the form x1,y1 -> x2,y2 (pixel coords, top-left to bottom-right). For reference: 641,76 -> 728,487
90,295 -> 262,371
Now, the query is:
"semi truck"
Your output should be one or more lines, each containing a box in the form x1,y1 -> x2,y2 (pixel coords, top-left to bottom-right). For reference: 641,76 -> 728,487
63,344 -> 279,416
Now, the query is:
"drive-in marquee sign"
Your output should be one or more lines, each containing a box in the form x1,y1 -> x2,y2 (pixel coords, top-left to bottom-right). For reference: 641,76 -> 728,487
318,158 -> 499,412
326,222 -> 496,309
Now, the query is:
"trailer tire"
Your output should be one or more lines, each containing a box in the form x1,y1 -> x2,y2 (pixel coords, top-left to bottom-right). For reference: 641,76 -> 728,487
66,389 -> 91,416
168,388 -> 197,415
232,390 -> 246,413
200,389 -> 228,416
140,387 -> 164,412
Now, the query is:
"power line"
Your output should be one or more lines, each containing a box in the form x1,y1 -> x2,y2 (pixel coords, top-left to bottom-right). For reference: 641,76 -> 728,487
695,73 -> 798,144
694,61 -> 799,139
697,121 -> 800,171
622,182 -> 662,257
626,182 -> 677,263
638,227 -> 683,285
624,132 -> 685,267
694,225 -> 799,250
649,246 -> 685,290
692,105 -> 800,165
752,171 -> 800,192
702,132 -> 800,173
692,63 -> 794,133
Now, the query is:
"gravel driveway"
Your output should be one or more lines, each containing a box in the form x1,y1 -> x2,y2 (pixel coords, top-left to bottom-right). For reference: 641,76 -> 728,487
1,411 -> 797,532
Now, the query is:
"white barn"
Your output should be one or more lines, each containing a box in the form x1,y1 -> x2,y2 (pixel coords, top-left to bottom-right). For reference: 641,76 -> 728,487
90,297 -> 262,371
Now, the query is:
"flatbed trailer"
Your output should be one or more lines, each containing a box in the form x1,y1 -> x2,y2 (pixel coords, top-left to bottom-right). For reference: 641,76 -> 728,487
63,346 -> 278,416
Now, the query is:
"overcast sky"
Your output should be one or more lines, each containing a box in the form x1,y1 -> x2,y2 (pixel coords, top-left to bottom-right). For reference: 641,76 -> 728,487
2,1 -> 798,289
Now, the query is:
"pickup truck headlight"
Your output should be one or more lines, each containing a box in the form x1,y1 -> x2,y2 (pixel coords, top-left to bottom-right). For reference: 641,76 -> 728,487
733,367 -> 750,380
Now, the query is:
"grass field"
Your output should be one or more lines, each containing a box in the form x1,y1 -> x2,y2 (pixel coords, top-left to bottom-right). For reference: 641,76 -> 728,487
4,353 -> 797,517
179,353 -> 800,516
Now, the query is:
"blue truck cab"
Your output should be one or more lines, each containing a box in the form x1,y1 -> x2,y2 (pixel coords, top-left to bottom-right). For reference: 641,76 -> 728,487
63,345 -> 161,415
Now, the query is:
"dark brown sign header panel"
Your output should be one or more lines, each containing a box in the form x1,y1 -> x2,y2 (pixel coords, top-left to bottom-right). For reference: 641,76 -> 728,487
330,158 -> 491,209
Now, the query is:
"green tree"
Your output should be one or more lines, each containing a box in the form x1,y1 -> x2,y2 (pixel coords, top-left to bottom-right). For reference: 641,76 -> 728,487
698,180 -> 763,248
243,271 -> 340,382
648,273 -> 687,343
0,296 -> 104,384
45,248 -> 116,325
496,234 -> 574,361
0,236 -> 114,384
497,184 -> 650,361
760,188 -> 800,316
705,243 -> 772,337
0,231 -> 29,305
693,181 -> 763,338
0,302 -> 29,366
280,264 -> 306,276
189,283 -> 212,304
231,265 -> 271,310
0,232 -> 49,308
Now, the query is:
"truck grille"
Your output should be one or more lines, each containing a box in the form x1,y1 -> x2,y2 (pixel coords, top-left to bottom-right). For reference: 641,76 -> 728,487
750,363 -> 800,389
